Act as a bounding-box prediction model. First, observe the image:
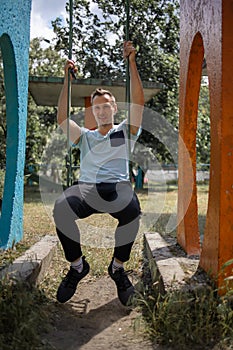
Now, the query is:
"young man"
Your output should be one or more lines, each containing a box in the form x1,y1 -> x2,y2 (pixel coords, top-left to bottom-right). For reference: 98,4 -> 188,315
53,41 -> 144,306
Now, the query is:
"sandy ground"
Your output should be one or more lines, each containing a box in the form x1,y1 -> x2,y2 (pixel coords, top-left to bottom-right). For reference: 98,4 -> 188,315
43,275 -> 168,350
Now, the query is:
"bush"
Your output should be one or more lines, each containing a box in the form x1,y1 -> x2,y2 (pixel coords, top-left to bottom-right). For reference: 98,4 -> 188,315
139,261 -> 233,350
0,278 -> 53,350
0,169 -> 5,198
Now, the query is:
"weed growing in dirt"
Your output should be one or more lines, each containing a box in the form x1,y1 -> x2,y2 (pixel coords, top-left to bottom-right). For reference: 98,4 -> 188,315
0,277 -> 54,350
138,258 -> 233,350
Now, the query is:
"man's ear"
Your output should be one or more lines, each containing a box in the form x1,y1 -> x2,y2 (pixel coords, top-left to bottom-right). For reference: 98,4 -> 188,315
113,103 -> 118,115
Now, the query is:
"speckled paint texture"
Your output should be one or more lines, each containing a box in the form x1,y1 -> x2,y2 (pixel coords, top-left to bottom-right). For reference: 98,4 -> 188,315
0,0 -> 32,248
178,0 -> 233,291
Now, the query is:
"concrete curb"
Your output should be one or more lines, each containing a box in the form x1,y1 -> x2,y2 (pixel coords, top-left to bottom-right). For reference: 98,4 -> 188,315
0,235 -> 58,285
144,232 -> 199,293
0,231 -> 199,293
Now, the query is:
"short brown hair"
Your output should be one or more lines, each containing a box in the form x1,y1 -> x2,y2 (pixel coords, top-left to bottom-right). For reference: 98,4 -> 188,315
91,88 -> 116,104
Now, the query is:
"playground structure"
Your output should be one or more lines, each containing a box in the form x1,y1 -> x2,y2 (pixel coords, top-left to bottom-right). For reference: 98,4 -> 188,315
178,0 -> 233,291
0,0 -> 232,292
0,0 -> 31,248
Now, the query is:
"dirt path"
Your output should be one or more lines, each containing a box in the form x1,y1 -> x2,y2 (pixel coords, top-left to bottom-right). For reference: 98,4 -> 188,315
44,275 -> 166,350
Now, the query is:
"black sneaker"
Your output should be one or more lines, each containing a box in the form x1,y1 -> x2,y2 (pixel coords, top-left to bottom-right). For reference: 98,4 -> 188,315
57,257 -> 90,303
108,259 -> 135,306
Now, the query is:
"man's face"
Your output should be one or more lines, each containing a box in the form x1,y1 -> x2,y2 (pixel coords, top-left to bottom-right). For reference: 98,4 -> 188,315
92,94 -> 117,127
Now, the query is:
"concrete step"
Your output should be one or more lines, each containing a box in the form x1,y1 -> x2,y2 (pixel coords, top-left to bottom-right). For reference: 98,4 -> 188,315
0,235 -> 58,285
144,231 -> 199,293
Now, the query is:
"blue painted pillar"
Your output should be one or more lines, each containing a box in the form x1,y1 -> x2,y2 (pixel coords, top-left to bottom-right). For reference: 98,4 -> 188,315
0,0 -> 32,248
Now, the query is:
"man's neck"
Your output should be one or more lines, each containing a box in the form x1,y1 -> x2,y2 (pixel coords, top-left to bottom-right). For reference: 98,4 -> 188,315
97,123 -> 114,135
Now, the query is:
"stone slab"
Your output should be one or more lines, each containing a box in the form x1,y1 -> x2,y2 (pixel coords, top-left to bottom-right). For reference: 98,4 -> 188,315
0,235 -> 58,285
144,232 -> 198,293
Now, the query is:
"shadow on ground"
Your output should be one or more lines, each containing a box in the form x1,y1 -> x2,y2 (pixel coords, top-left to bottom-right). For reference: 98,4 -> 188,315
43,276 -> 157,350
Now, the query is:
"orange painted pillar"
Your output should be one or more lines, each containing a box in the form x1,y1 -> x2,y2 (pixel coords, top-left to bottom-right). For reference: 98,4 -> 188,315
178,32 -> 203,256
178,0 -> 233,291
84,96 -> 97,130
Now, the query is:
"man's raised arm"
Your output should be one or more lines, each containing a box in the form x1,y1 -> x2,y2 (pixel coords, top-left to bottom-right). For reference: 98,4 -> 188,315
57,60 -> 81,144
123,41 -> 145,135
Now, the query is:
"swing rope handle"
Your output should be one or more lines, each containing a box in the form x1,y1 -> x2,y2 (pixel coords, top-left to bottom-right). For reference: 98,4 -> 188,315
66,0 -> 73,187
125,0 -> 132,178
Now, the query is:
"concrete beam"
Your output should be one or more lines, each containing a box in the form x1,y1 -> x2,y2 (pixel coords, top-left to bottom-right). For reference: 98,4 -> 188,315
0,235 -> 58,285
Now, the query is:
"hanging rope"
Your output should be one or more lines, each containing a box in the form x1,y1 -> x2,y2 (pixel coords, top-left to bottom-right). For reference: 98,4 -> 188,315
125,0 -> 132,178
66,0 -> 73,187
125,0 -> 130,105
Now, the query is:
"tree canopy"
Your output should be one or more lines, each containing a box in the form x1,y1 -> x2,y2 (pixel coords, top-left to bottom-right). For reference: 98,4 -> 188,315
52,1 -> 180,111
0,0 -> 211,190
51,0 -> 180,165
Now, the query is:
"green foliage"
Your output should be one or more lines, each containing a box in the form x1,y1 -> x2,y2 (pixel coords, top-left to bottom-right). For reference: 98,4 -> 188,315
29,38 -> 65,77
51,0 -> 180,164
0,2 -> 211,177
139,266 -> 233,350
143,288 -> 232,349
197,81 -> 210,164
0,169 -> 4,197
0,278 -> 52,350
53,0 -> 180,93
26,97 -> 57,165
26,39 -> 65,166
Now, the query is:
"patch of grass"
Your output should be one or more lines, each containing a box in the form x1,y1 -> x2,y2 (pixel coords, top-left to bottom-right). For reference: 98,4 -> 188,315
0,186 -> 56,271
0,277 -> 54,350
2,182 -> 232,349
138,256 -> 233,350
137,183 -> 232,349
144,290 -> 232,349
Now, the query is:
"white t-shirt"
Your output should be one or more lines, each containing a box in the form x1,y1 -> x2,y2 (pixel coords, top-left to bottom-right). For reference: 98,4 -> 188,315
76,120 -> 140,183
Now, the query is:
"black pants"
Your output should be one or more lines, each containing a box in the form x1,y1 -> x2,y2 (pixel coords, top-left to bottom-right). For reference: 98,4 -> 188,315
53,182 -> 141,263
